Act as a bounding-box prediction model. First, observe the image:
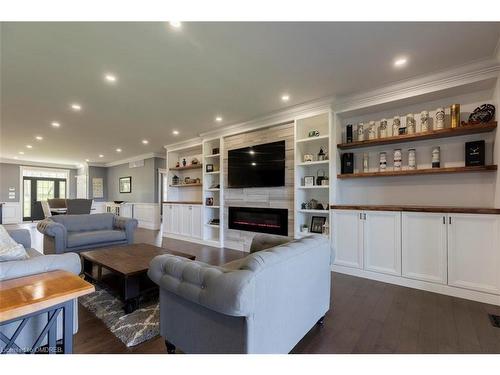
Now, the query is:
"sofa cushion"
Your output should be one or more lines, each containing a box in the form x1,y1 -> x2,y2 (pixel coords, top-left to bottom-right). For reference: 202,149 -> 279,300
0,225 -> 28,262
67,229 -> 126,248
249,234 -> 292,253
51,213 -> 114,232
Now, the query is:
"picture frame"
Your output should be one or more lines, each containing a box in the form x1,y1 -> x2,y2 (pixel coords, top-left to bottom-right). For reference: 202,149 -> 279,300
304,176 -> 315,187
205,197 -> 214,206
119,176 -> 132,193
310,216 -> 326,234
206,164 -> 214,172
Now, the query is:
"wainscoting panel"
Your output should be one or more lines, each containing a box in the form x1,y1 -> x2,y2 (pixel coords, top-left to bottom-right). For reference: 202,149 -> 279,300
223,122 -> 294,251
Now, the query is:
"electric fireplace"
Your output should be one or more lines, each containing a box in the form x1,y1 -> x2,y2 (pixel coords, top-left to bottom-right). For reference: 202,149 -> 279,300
228,207 -> 288,236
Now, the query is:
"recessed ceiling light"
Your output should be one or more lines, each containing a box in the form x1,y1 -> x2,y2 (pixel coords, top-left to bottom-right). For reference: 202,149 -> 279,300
19,151 -> 24,155
116,148 -> 122,152
394,57 -> 408,68
249,150 -> 255,155
70,103 -> 82,111
169,21 -> 182,29
251,162 -> 257,166
14,156 -> 18,159
215,116 -> 223,123
142,139 -> 149,145
85,159 -> 90,162
26,145 -> 33,149
172,130 -> 179,135
35,136 -> 43,141
51,121 -> 61,128
99,154 -> 104,158
281,94 -> 290,102
104,73 -> 117,83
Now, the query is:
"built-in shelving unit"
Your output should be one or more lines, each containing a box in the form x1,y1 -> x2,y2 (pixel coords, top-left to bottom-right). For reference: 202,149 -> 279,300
202,137 -> 224,247
294,111 -> 332,239
165,143 -> 203,203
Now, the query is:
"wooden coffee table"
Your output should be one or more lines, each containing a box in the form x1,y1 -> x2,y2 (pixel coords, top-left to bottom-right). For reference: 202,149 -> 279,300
80,243 -> 195,313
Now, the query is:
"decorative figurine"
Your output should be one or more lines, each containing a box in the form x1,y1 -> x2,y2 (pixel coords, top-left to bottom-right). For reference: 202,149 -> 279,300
432,147 -> 440,168
435,107 -> 445,129
406,113 -> 415,134
408,149 -> 416,170
368,121 -> 377,140
308,129 -> 320,137
379,152 -> 387,172
172,175 -> 180,185
393,149 -> 402,171
317,147 -> 326,161
175,161 -> 180,168
357,122 -> 365,141
468,104 -> 495,124
182,158 -> 187,167
420,111 -> 430,132
191,157 -> 199,165
380,119 -> 388,138
393,116 -> 401,136
303,154 -> 314,162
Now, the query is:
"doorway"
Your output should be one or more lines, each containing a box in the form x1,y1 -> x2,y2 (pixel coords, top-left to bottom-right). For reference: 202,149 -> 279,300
23,177 -> 67,221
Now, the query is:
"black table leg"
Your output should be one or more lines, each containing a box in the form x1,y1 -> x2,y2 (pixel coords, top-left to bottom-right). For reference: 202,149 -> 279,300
123,276 -> 140,314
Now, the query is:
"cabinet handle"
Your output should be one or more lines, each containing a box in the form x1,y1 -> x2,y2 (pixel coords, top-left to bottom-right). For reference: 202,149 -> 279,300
449,217 -> 452,224
359,213 -> 362,220
443,216 -> 445,224
363,213 -> 367,220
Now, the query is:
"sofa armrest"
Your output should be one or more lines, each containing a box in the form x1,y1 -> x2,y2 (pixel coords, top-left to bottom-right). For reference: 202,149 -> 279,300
113,216 -> 138,244
37,219 -> 67,254
0,252 -> 81,281
148,254 -> 255,317
6,229 -> 31,249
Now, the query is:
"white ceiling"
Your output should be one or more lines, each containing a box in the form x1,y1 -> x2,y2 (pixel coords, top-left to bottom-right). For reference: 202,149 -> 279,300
1,22 -> 500,166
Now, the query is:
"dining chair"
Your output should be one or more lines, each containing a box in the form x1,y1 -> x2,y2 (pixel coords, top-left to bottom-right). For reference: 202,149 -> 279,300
66,199 -> 93,215
41,201 -> 52,218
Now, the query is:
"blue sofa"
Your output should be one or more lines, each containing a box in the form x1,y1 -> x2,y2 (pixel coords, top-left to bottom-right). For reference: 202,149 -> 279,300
0,229 -> 81,353
37,213 -> 138,254
148,234 -> 332,354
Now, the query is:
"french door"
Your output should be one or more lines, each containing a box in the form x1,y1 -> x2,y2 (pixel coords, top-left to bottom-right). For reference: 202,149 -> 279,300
23,177 -> 67,221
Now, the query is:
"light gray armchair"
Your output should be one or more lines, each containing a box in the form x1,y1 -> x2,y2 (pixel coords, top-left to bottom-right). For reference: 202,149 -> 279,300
0,229 -> 81,353
148,235 -> 332,354
37,213 -> 138,254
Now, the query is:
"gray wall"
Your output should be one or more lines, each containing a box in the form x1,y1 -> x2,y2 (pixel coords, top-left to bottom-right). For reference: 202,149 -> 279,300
107,157 -> 164,203
88,166 -> 108,201
0,162 -> 77,202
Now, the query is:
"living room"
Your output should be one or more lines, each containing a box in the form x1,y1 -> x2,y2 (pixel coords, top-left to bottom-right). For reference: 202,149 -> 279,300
1,2 -> 500,372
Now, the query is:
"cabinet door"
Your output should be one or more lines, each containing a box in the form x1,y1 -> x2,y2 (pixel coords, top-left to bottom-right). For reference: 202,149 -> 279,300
191,205 -> 203,239
180,205 -> 192,236
163,205 -> 173,233
363,211 -> 401,276
402,212 -> 447,284
171,205 -> 182,235
448,214 -> 500,295
333,210 -> 363,269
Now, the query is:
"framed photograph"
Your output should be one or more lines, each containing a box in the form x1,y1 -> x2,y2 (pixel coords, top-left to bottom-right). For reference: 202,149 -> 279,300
119,176 -> 132,193
206,164 -> 214,173
304,176 -> 315,187
205,197 -> 214,206
310,216 -> 326,234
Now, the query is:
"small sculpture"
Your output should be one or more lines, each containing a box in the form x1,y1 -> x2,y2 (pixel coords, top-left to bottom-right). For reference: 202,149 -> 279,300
182,158 -> 187,167
468,104 -> 495,124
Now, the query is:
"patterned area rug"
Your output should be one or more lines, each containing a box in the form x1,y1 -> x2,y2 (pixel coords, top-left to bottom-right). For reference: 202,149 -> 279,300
79,285 -> 160,347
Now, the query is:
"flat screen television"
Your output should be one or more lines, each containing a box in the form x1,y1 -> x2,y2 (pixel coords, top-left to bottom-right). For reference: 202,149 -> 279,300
228,140 -> 286,188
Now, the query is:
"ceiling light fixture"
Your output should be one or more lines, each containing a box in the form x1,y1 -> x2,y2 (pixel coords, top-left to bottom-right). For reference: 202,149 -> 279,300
85,159 -> 90,162
116,148 -> 122,152
99,154 -> 104,158
251,162 -> 257,166
14,156 -> 18,159
169,21 -> 182,29
51,121 -> 61,128
281,94 -> 290,102
394,57 -> 408,68
26,145 -> 33,149
172,130 -> 179,135
35,136 -> 43,141
70,103 -> 82,111
142,139 -> 149,145
104,73 -> 117,83
215,116 -> 223,123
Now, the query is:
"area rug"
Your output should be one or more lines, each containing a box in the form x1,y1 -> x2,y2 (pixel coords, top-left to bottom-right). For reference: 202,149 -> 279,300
79,285 -> 160,347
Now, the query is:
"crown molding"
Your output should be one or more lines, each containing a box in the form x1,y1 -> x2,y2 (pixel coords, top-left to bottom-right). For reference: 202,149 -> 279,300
103,152 -> 165,167
0,158 -> 79,169
334,58 -> 500,115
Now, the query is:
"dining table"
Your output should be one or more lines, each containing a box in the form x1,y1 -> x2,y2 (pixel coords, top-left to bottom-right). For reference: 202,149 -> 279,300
50,208 -> 67,215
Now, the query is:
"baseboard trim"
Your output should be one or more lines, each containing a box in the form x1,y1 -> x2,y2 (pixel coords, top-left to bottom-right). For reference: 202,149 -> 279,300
331,264 -> 500,306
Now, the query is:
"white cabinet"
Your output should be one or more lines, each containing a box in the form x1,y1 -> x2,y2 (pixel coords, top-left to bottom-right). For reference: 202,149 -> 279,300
163,204 -> 203,240
402,212 -> 448,284
448,214 -> 500,295
364,211 -> 401,276
332,210 -> 364,269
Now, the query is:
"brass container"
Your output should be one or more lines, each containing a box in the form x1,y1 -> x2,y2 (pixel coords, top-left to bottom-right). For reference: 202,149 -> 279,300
450,104 -> 460,128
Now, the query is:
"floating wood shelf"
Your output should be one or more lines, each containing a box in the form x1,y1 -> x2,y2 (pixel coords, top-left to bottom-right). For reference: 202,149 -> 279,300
169,183 -> 202,187
337,165 -> 497,179
297,209 -> 330,214
296,134 -> 330,144
169,164 -> 203,171
337,122 -> 497,150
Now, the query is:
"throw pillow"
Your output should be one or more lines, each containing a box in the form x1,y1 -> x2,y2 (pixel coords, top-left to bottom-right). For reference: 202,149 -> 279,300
0,225 -> 29,262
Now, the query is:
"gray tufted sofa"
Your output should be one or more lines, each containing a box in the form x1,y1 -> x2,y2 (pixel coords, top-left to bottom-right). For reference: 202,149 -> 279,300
0,229 -> 81,352
148,234 -> 332,354
37,213 -> 138,254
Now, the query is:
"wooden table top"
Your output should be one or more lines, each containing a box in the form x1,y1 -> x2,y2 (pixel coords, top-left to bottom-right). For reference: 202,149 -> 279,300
0,270 -> 94,322
80,243 -> 196,276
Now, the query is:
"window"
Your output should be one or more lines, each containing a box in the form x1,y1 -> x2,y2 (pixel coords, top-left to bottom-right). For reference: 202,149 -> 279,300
59,180 -> 67,198
23,179 -> 31,218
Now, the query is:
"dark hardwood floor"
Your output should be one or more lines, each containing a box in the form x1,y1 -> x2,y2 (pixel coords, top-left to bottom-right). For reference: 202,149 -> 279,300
7,223 -> 500,354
